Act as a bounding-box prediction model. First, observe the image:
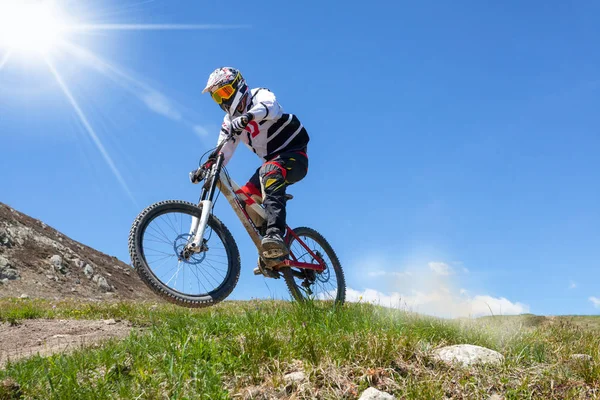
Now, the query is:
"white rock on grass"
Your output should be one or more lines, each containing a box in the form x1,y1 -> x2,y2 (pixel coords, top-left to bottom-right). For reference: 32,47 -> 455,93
570,354 -> 593,362
433,344 -> 504,367
284,371 -> 306,384
359,387 -> 396,400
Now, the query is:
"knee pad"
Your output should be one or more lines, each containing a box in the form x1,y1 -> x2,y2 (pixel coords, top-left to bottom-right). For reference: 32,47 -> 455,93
259,161 -> 286,194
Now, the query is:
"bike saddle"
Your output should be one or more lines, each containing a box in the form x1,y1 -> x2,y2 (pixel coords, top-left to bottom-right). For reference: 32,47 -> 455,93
285,194 -> 293,201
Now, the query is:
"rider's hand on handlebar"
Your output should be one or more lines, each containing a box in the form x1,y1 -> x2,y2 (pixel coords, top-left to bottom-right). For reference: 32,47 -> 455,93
189,167 -> 205,184
231,113 -> 253,133
189,156 -> 219,184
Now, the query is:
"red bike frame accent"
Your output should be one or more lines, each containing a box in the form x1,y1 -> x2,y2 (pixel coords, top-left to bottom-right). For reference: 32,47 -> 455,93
282,226 -> 326,272
228,185 -> 326,272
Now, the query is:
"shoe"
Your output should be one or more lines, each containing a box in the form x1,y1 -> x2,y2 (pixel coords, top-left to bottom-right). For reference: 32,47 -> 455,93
261,232 -> 289,259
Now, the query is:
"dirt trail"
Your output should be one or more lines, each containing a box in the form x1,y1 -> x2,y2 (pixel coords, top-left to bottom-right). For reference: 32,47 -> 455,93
0,319 -> 134,367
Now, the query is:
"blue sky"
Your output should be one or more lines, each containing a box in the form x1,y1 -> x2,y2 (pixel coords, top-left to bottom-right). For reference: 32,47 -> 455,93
1,0 -> 599,317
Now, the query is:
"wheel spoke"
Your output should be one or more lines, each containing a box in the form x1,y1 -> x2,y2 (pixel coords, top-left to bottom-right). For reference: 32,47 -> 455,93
140,209 -> 231,297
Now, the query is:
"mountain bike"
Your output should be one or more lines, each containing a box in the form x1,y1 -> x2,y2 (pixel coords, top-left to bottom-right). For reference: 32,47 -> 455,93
128,130 -> 346,308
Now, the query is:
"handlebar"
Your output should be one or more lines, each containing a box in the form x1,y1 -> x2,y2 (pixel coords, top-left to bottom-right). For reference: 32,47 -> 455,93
205,128 -> 243,162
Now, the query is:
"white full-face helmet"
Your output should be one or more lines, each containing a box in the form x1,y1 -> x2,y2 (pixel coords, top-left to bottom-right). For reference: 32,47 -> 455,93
202,67 -> 249,115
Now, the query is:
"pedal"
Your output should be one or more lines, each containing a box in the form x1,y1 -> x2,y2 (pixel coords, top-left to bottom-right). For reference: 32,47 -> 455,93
254,257 -> 281,279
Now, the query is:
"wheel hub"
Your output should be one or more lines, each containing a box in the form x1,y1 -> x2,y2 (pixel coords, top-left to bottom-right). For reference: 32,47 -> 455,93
174,234 -> 207,264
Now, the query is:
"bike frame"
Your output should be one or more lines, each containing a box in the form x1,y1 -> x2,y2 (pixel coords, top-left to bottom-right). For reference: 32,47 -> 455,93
188,138 -> 325,273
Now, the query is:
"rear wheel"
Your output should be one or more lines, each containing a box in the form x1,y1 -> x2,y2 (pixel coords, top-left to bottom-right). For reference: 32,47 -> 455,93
128,200 -> 240,308
282,227 -> 346,305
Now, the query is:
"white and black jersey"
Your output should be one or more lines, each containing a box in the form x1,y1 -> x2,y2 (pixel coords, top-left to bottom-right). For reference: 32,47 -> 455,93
217,88 -> 310,165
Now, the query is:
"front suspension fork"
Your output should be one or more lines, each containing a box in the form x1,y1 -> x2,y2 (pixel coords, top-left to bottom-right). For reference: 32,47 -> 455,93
187,154 -> 224,251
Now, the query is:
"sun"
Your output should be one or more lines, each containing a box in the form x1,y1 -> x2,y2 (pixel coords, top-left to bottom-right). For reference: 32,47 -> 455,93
0,1 -> 246,202
0,1 -> 67,54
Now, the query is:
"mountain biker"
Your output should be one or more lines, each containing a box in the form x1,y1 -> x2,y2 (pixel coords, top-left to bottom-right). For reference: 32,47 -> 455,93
191,67 -> 309,260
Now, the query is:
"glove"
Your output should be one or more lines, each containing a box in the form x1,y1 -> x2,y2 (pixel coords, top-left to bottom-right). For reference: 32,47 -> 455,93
189,158 -> 217,184
230,113 -> 253,132
189,167 -> 205,184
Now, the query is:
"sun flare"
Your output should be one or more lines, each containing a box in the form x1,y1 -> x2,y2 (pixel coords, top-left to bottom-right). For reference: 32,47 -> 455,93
0,2 -> 67,54
0,0 -> 246,202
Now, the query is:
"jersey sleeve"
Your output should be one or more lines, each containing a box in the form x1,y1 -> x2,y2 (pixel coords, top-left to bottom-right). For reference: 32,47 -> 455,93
248,89 -> 283,121
216,114 -> 240,166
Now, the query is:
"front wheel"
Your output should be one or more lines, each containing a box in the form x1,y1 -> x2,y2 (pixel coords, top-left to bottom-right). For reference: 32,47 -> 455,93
282,227 -> 346,305
128,200 -> 241,308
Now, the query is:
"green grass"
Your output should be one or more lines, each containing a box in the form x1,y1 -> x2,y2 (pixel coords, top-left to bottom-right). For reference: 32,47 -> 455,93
1,298 -> 599,399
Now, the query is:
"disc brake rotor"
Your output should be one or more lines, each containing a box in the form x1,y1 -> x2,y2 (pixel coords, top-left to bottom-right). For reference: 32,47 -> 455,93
174,234 -> 206,265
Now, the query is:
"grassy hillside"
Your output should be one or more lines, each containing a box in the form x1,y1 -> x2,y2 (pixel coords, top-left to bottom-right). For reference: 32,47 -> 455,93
0,298 -> 599,399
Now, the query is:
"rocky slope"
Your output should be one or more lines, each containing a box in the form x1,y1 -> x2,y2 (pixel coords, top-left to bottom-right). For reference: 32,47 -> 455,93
0,202 -> 155,301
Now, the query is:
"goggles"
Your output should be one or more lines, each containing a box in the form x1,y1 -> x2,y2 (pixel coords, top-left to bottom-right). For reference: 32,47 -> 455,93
210,73 -> 241,105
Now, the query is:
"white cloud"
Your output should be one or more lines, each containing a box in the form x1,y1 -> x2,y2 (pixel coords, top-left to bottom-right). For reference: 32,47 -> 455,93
469,295 -> 529,316
141,91 -> 182,121
569,281 -> 577,289
428,262 -> 454,276
589,297 -> 600,308
348,256 -> 528,318
193,125 -> 209,137
346,287 -> 529,318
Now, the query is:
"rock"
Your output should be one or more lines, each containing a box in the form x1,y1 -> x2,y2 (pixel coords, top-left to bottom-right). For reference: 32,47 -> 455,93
50,255 -> 67,274
1,278 -> 9,284
83,264 -> 94,278
92,274 -> 100,283
284,371 -> 306,384
0,233 -> 13,248
104,319 -> 117,325
20,294 -> 29,299
570,354 -> 593,362
359,387 -> 396,400
50,255 -> 63,267
75,279 -> 81,284
488,395 -> 503,400
1,268 -> 19,280
433,344 -> 504,367
73,259 -> 85,268
96,276 -> 113,292
0,257 -> 20,280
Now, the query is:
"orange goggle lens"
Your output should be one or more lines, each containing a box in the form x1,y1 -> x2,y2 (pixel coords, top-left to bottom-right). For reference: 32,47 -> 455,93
210,73 -> 241,104
211,84 -> 235,104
